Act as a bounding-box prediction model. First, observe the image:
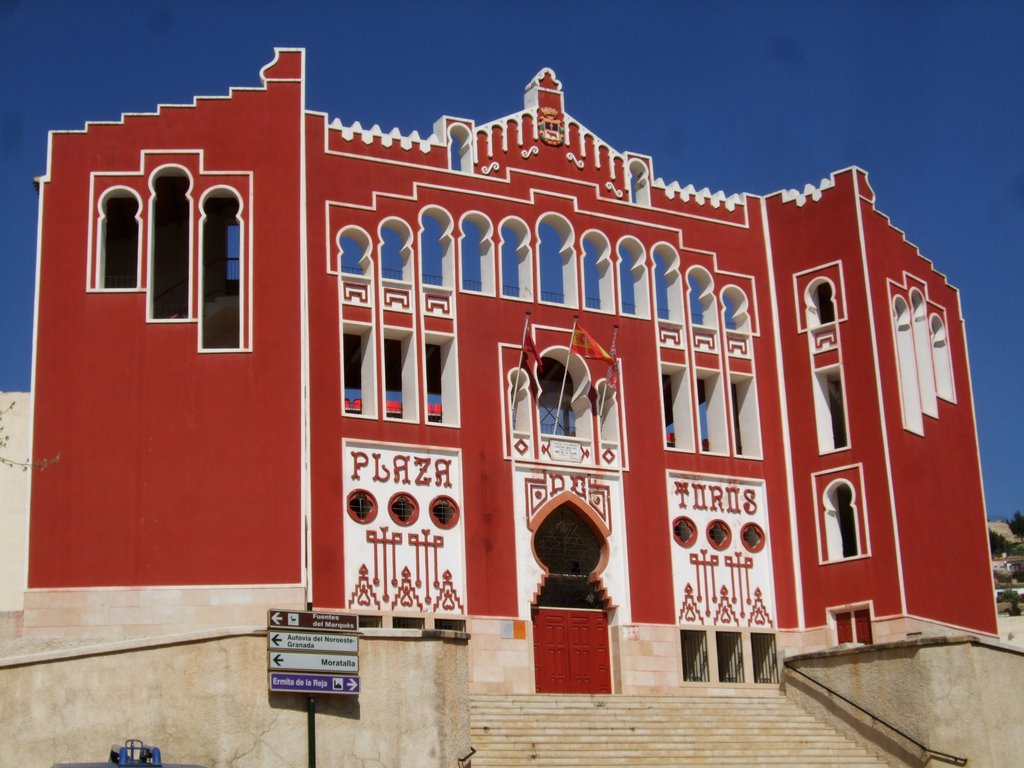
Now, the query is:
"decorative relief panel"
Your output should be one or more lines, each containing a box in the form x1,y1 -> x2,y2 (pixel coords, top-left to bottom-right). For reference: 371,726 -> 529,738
511,463 -> 630,622
382,285 -> 413,312
343,441 -> 465,614
667,472 -> 776,629
725,333 -> 751,358
523,467 -> 612,532
692,328 -> 718,354
342,279 -> 372,307
658,323 -> 686,350
422,291 -> 453,318
811,325 -> 838,353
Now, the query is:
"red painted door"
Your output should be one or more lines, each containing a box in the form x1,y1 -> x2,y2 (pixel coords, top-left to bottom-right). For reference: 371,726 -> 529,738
854,608 -> 873,644
533,608 -> 611,694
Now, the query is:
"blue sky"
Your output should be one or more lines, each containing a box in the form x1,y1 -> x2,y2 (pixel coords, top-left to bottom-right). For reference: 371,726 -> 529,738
1,1 -> 1022,519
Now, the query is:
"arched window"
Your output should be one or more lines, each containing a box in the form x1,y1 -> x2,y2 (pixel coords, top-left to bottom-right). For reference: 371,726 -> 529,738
581,230 -> 612,312
460,212 -> 494,294
595,379 -> 619,444
537,214 -> 576,307
536,352 -> 592,441
893,296 -> 924,434
538,358 -> 575,437
200,190 -> 242,349
98,189 -> 140,289
419,207 -> 454,287
508,368 -> 534,436
687,267 -> 716,328
150,169 -> 191,319
534,504 -> 605,608
806,279 -> 837,327
721,286 -> 750,334
379,218 -> 413,282
823,481 -> 861,560
500,217 -> 532,300
910,290 -> 937,418
930,315 -> 954,401
652,243 -> 682,322
338,226 -> 373,277
448,123 -> 473,173
617,237 -> 648,317
627,159 -> 650,207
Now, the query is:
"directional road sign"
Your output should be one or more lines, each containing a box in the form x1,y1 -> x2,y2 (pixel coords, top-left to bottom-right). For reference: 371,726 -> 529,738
268,609 -> 357,632
269,650 -> 359,674
268,631 -> 359,654
269,672 -> 361,695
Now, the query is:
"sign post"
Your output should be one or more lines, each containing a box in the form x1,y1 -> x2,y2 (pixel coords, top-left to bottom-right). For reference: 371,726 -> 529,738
266,608 -> 362,768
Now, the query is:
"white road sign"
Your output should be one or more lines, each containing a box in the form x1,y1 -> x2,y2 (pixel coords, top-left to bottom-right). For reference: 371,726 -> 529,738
269,651 -> 359,674
268,631 -> 359,654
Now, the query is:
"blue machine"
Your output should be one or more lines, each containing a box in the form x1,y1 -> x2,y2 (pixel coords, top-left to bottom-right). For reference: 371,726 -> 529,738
51,738 -> 206,768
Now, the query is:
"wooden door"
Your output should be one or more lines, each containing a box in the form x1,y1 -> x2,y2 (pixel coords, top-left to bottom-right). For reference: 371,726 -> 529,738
533,608 -> 611,694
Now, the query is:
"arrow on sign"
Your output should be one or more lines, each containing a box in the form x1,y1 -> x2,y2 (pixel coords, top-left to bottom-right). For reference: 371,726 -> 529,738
271,634 -> 282,647
332,676 -> 360,693
271,612 -> 283,625
272,654 -> 284,667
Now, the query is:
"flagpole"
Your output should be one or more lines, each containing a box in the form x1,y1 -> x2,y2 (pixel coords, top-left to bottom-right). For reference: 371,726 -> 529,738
511,311 -> 531,432
596,325 -> 618,444
554,316 -> 578,437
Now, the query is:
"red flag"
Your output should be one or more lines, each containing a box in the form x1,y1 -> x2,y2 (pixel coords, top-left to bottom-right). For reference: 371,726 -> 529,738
570,325 -> 613,363
522,330 -> 542,372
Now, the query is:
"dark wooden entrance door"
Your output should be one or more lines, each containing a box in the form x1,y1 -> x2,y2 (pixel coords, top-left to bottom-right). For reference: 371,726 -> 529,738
533,608 -> 611,694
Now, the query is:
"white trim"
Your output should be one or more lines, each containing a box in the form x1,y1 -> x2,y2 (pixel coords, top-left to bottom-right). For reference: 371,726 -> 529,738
296,49 -> 312,606
852,173 -> 908,614
759,200 -> 804,629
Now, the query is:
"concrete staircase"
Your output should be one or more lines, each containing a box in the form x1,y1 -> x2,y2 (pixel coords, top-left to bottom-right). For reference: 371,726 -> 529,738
468,693 -> 890,767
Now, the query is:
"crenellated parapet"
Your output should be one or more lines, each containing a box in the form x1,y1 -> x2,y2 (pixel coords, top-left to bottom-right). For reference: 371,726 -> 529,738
653,180 -> 745,212
777,177 -> 838,207
327,118 -> 443,152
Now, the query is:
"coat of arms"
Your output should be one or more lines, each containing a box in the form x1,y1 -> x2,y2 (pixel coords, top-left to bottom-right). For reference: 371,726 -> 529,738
537,107 -> 565,147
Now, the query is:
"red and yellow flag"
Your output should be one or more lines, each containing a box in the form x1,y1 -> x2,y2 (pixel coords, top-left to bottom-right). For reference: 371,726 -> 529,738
570,325 -> 613,363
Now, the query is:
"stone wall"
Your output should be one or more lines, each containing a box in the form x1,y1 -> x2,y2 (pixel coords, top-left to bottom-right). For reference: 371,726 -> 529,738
783,635 -> 1024,768
0,627 -> 470,768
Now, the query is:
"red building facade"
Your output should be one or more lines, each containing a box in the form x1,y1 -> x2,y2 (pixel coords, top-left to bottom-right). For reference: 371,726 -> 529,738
25,49 -> 995,693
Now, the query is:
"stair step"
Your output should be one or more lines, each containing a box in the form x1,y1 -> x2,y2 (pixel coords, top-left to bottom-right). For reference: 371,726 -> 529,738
468,693 -> 888,767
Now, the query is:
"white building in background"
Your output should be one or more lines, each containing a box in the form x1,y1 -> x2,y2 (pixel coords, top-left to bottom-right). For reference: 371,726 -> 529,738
0,392 -> 31,622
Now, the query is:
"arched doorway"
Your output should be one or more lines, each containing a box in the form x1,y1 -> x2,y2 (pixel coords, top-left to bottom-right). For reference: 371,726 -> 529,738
531,503 -> 612,694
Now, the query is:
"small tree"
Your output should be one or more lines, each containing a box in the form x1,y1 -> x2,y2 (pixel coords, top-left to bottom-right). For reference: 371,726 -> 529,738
999,589 -> 1022,617
0,400 -> 59,471
1009,511 -> 1024,540
991,529 -> 1012,557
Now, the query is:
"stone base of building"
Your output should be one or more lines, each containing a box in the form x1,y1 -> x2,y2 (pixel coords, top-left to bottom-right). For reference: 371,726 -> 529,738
21,585 -> 306,637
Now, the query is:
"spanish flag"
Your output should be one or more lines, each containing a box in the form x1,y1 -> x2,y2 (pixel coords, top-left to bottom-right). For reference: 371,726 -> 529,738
570,325 -> 613,363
